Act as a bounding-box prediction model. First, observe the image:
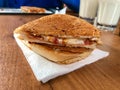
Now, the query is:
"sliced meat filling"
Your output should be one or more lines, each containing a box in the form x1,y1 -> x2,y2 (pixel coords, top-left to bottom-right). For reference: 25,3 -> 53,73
18,32 -> 101,48
31,35 -> 100,48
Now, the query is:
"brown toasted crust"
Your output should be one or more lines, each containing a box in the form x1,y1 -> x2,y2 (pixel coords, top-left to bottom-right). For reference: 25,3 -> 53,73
21,6 -> 46,13
14,14 -> 100,38
23,41 -> 92,64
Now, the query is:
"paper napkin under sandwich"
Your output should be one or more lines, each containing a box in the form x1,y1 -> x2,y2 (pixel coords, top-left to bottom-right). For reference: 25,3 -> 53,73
14,34 -> 109,83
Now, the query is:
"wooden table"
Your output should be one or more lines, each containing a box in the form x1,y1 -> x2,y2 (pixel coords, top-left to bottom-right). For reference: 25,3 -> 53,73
0,15 -> 120,90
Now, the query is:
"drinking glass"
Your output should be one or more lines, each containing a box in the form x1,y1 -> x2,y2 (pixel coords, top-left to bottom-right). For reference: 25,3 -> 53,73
79,0 -> 98,24
97,0 -> 120,31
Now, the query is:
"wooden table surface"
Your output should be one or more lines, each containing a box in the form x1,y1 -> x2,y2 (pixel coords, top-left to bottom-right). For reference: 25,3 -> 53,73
0,14 -> 120,90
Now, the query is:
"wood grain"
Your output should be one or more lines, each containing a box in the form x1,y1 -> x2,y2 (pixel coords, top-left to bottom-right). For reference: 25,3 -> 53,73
0,15 -> 120,90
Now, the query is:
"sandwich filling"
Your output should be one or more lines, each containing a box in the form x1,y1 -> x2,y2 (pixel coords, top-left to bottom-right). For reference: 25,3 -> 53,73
41,35 -> 100,48
18,33 -> 101,49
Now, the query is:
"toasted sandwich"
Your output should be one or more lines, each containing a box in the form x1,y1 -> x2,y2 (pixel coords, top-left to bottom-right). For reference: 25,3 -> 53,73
14,14 -> 101,64
21,6 -> 46,13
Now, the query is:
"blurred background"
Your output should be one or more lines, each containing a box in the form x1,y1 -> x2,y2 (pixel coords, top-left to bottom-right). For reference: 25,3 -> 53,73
0,0 -> 120,32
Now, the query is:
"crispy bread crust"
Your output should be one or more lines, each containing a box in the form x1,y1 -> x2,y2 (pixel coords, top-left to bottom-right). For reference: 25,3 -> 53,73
14,14 -> 100,38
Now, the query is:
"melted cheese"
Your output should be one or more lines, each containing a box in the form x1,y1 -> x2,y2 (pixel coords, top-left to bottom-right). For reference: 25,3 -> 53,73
65,39 -> 84,45
39,35 -> 100,48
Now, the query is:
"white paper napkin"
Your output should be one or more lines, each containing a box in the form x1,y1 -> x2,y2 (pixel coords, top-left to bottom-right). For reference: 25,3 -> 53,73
14,35 -> 109,83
